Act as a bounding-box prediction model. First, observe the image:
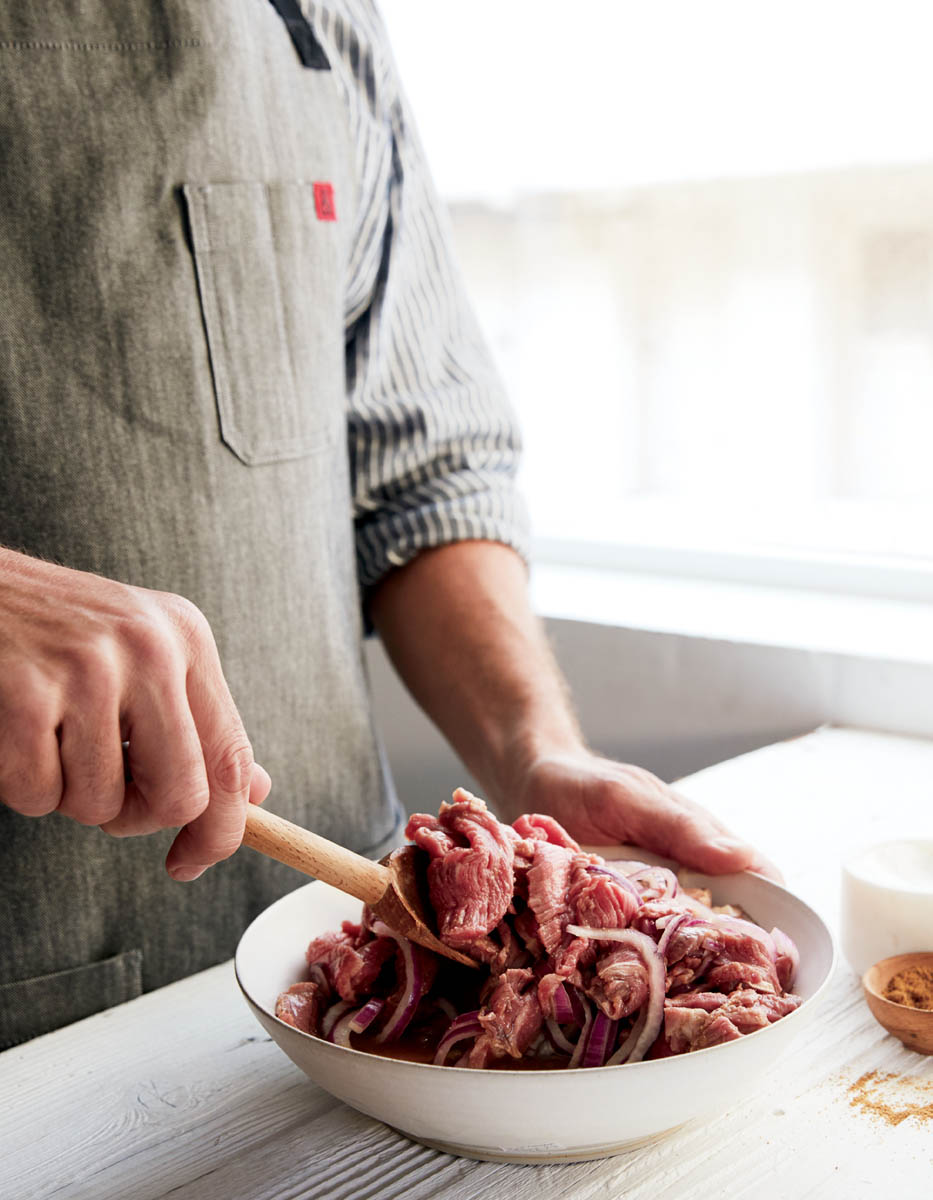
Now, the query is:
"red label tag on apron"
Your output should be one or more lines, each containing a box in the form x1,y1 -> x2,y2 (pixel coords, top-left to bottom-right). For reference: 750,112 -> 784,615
313,182 -> 336,221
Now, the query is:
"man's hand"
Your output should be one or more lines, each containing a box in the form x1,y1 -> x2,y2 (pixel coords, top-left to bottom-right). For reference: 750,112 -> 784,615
0,548 -> 270,881
503,750 -> 782,881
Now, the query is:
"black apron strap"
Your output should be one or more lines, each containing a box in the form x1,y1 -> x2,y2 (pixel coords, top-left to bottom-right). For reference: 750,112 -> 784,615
266,0 -> 331,69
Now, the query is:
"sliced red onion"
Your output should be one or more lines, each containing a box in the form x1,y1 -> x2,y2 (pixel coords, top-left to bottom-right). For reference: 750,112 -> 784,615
567,923 -> 632,942
770,926 -> 800,989
445,1009 -> 480,1030
552,982 -> 574,1023
307,963 -> 329,991
567,995 -> 594,1069
435,998 -> 458,1022
330,1008 -> 359,1048
527,1031 -> 551,1058
545,1017 -> 576,1054
568,986 -> 587,1026
609,1006 -> 648,1066
627,866 -> 678,900
371,921 -> 428,1043
566,926 -> 667,1066
433,1011 -> 483,1066
657,912 -> 691,960
321,999 -> 353,1040
582,1011 -> 619,1068
348,997 -> 384,1034
587,864 -> 643,901
669,917 -> 727,958
659,869 -> 679,899
707,913 -> 776,959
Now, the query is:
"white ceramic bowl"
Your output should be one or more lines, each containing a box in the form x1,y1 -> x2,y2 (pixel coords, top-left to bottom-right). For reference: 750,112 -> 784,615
235,867 -> 835,1163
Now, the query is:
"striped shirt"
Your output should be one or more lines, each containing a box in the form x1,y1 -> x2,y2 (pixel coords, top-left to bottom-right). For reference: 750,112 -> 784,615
304,0 -> 529,591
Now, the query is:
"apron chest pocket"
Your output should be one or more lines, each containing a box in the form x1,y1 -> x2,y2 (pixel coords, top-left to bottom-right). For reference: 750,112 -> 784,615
183,181 -> 343,465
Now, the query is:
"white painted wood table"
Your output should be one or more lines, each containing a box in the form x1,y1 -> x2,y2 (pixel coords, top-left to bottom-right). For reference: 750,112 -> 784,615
3,726 -> 932,1200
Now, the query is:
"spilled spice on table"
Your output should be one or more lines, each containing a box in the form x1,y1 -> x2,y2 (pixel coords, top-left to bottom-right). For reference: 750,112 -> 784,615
847,1070 -> 933,1127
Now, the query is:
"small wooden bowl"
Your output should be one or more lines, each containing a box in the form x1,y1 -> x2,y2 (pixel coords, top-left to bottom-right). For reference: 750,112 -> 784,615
862,952 -> 933,1055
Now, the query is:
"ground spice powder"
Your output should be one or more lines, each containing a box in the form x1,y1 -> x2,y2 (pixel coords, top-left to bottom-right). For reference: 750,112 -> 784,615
882,965 -> 933,1010
847,1070 -> 933,1127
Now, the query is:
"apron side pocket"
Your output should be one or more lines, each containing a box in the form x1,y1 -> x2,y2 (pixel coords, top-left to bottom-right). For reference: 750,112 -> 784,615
0,948 -> 143,1049
183,180 -> 340,466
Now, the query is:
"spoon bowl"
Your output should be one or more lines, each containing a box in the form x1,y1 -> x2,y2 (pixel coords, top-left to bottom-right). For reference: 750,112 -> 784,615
241,805 -> 477,969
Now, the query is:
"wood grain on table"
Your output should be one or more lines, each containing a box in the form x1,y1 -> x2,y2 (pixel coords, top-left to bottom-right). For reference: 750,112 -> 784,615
2,727 -> 932,1200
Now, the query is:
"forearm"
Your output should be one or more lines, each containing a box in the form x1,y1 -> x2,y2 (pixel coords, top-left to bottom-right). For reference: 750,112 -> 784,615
368,540 -> 583,811
370,540 -> 781,878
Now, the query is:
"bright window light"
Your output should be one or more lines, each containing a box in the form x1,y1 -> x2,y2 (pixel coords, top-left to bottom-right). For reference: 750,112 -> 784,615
380,1 -> 933,588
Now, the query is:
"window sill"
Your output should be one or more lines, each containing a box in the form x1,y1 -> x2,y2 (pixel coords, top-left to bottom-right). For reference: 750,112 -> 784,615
530,562 -> 933,667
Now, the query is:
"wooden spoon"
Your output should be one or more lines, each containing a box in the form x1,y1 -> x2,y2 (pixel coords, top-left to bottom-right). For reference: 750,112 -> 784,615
242,805 -> 478,969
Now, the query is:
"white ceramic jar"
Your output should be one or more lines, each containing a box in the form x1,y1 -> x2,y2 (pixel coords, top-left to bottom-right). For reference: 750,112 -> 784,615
840,839 -> 933,976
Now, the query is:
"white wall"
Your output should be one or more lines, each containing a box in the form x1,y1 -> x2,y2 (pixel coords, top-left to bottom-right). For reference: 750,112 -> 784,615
366,615 -> 933,814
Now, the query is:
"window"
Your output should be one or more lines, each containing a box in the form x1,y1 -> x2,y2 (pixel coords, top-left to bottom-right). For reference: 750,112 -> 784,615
381,1 -> 933,595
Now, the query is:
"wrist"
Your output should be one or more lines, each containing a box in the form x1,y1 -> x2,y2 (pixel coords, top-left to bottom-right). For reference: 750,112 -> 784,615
482,718 -> 587,819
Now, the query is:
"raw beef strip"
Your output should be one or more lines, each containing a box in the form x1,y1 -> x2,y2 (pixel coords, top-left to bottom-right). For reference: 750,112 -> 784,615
405,789 -> 515,949
569,857 -> 641,930
665,986 -> 801,1052
666,921 -> 780,994
551,933 -> 597,978
275,981 -> 327,1035
588,946 -> 650,1020
458,919 -> 528,974
663,991 -> 729,1012
721,988 -> 801,1029
512,813 -> 581,852
526,841 -> 576,953
702,961 -> 778,994
512,906 -> 543,957
491,919 -> 528,972
304,929 -> 396,1003
404,812 -> 457,857
500,825 -> 537,872
467,968 -> 544,1066
665,1007 -> 744,1053
666,956 -> 715,994
663,921 -> 721,967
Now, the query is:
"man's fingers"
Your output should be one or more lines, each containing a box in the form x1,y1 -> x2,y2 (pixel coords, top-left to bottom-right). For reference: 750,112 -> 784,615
167,761 -> 272,881
96,597 -> 263,875
56,708 -> 125,827
101,684 -> 210,838
0,712 -> 62,817
164,641 -> 254,880
569,763 -> 783,882
0,561 -> 265,854
667,788 -> 784,882
638,789 -> 784,882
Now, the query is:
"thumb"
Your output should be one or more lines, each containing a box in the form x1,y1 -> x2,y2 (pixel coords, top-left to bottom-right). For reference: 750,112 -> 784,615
249,762 -> 272,805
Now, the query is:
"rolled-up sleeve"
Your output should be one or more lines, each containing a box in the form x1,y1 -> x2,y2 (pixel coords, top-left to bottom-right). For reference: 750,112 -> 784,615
334,2 -> 529,594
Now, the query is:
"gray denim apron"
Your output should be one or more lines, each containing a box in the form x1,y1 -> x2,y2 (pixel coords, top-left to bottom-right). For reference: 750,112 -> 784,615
0,1 -> 403,1047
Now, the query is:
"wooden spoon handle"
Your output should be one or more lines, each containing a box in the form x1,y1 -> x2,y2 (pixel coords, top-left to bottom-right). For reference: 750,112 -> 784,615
242,805 -> 390,907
